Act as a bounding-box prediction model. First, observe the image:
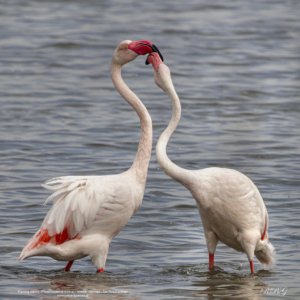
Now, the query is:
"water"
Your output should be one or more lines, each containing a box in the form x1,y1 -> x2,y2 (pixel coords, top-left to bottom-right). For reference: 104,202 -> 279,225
1,0 -> 299,298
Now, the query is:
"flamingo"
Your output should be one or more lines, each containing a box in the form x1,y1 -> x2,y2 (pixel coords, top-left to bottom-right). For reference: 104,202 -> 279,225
18,40 -> 163,273
147,53 -> 275,273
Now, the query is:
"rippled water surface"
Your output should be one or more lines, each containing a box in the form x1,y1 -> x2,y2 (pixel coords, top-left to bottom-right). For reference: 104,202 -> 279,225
1,0 -> 300,299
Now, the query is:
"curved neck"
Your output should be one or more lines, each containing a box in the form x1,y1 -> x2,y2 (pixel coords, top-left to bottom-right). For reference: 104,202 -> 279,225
156,82 -> 190,186
110,62 -> 152,184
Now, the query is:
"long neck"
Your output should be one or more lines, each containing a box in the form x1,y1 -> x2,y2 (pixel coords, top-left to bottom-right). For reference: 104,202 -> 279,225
110,62 -> 152,184
156,82 -> 190,186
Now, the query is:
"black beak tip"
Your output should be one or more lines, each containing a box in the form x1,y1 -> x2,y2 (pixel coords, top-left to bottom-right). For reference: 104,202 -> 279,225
145,54 -> 151,65
152,44 -> 164,62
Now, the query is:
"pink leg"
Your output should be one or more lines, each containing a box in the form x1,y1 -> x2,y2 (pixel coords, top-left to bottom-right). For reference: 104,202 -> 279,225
65,261 -> 74,272
209,253 -> 214,269
97,268 -> 104,273
250,260 -> 255,273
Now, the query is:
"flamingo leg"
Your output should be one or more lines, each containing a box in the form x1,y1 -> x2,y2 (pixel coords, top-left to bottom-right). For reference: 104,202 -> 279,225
250,260 -> 255,273
209,253 -> 214,269
65,260 -> 74,272
97,268 -> 104,273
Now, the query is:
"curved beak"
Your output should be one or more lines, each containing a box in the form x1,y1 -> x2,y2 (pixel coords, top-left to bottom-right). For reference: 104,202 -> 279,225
145,54 -> 151,66
149,44 -> 164,64
128,40 -> 164,64
146,53 -> 164,71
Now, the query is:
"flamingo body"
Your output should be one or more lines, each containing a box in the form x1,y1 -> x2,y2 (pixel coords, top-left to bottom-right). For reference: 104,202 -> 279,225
19,174 -> 144,270
147,53 -> 275,272
19,40 -> 160,271
189,167 -> 270,264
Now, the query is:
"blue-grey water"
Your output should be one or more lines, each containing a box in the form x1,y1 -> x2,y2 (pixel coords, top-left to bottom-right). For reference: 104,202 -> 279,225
1,0 -> 299,299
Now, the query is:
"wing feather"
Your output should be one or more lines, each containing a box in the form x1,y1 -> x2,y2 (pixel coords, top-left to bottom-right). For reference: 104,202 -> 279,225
47,197 -> 65,225
78,189 -> 86,215
44,188 -> 68,204
67,180 -> 86,192
19,173 -> 136,258
74,208 -> 84,232
42,176 -> 107,239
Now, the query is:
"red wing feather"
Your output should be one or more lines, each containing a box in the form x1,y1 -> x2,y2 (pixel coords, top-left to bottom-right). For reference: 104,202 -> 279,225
261,213 -> 268,241
25,226 -> 77,252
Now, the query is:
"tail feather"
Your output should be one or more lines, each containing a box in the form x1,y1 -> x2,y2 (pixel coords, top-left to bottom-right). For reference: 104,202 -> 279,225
18,226 -> 76,261
19,228 -> 51,260
255,240 -> 275,269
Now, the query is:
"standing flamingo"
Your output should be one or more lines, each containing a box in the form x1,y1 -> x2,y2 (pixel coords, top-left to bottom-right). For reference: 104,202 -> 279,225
147,53 -> 275,273
18,40 -> 163,272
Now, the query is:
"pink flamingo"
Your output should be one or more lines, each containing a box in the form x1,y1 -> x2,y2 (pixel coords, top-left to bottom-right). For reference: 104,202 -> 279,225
18,40 -> 163,272
147,53 -> 275,273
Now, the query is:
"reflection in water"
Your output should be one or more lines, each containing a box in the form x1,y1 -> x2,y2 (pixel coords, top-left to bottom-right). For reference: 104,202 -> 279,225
15,263 -> 275,299
194,272 -> 267,299
154,265 -> 270,299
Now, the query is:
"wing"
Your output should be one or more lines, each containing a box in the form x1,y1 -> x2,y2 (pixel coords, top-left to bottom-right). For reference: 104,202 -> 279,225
20,175 -> 110,255
42,176 -> 109,236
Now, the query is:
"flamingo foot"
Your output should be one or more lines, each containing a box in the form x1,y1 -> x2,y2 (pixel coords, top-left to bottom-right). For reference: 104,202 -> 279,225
97,268 -> 104,273
250,260 -> 255,273
65,261 -> 74,272
209,253 -> 214,269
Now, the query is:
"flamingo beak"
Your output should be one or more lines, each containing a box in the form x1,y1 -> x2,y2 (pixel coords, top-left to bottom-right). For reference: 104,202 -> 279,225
145,54 -> 152,66
146,53 -> 164,71
128,40 -> 164,64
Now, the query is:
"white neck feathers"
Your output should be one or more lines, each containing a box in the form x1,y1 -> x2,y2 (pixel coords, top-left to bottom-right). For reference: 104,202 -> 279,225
110,62 -> 152,184
156,80 -> 190,186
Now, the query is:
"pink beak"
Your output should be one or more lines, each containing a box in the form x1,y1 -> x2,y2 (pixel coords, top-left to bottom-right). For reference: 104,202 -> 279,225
146,53 -> 164,71
128,40 -> 164,63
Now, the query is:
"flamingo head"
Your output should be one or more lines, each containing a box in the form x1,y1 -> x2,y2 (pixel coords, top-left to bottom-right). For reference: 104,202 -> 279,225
147,52 -> 173,93
112,40 -> 163,66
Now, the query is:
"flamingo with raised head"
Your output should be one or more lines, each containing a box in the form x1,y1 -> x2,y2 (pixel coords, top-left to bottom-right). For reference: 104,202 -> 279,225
147,52 -> 275,273
18,40 -> 163,272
